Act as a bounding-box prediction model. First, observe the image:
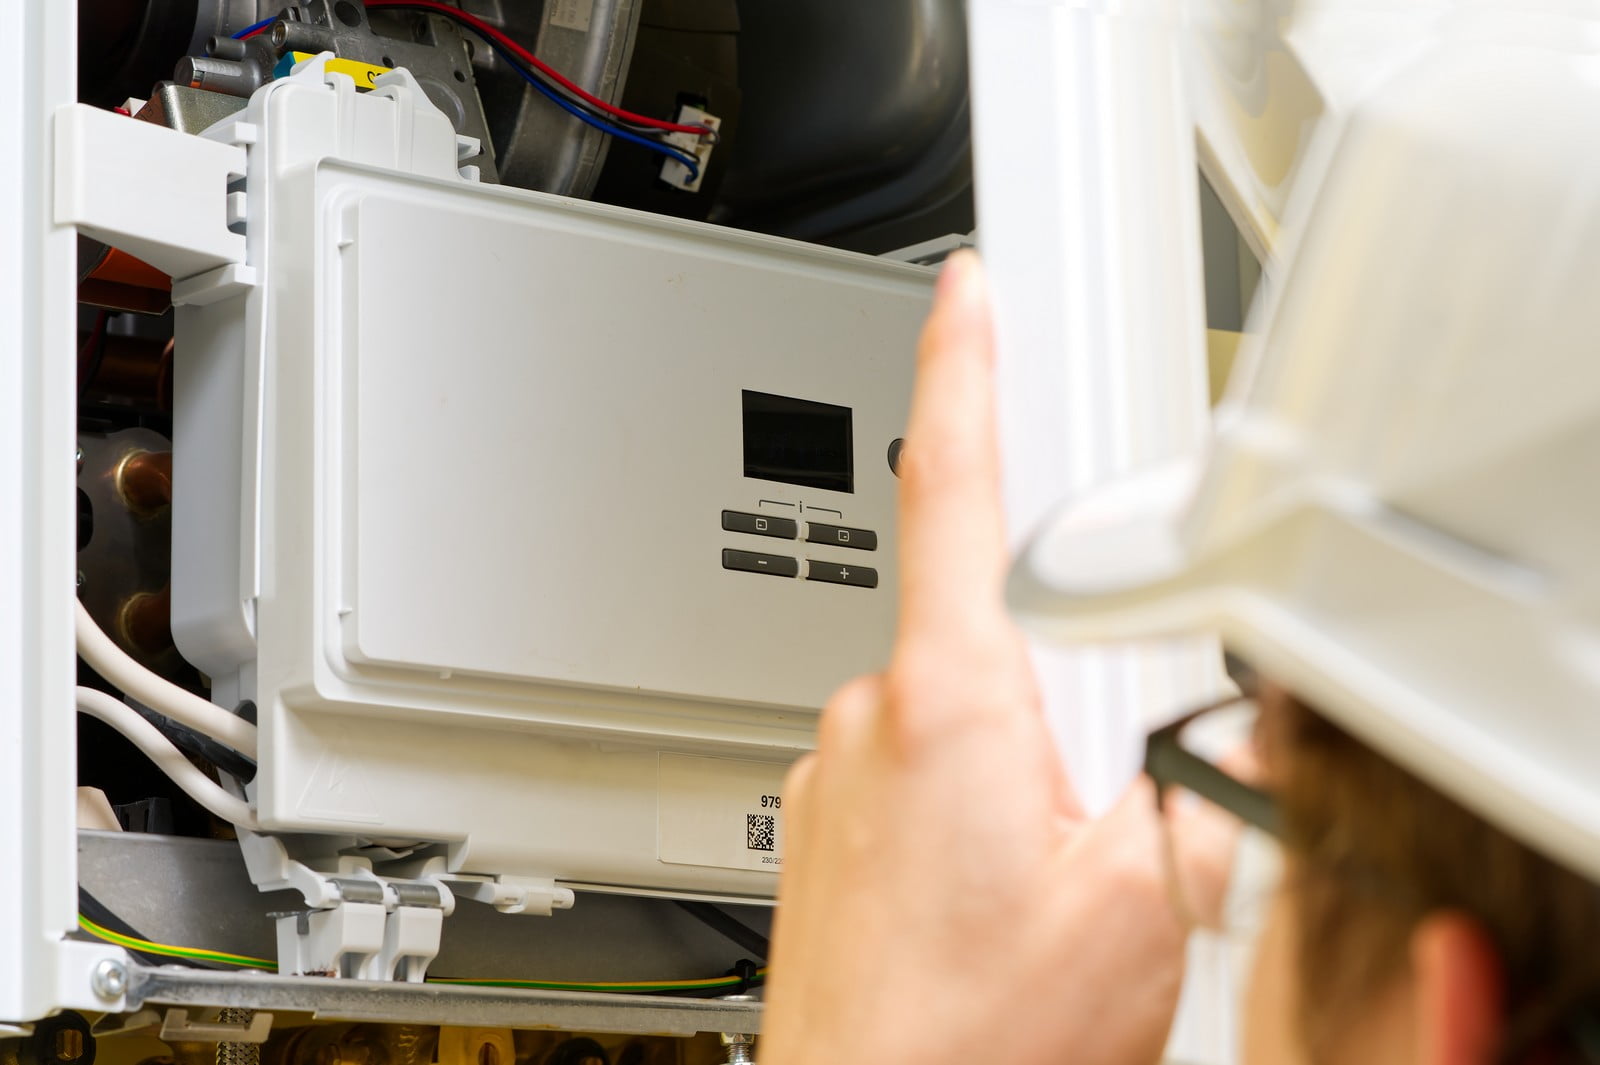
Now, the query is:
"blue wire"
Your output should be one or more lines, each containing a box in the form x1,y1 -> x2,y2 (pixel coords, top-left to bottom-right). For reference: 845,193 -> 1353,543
232,16 -> 277,39
483,40 -> 701,181
230,15 -> 699,180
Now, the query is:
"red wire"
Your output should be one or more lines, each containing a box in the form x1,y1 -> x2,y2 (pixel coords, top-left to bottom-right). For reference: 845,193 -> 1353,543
362,0 -> 712,136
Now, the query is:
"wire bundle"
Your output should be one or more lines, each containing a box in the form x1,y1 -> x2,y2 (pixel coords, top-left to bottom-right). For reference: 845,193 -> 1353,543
231,16 -> 278,38
75,687 -> 259,828
236,2 -> 712,179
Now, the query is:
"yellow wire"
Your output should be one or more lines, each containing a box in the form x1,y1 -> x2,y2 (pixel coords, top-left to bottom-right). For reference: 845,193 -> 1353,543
78,915 -> 276,969
431,968 -> 767,992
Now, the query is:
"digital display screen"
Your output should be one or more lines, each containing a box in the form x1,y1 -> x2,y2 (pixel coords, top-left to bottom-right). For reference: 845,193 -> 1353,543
742,390 -> 854,494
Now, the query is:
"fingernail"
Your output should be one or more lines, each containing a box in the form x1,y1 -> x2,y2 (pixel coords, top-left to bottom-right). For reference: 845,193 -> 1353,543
936,250 -> 974,300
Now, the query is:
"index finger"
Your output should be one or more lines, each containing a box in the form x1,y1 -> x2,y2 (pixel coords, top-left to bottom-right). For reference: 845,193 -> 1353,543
894,251 -> 1013,650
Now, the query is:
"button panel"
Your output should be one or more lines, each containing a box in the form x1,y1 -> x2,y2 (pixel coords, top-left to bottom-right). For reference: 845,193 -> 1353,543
722,548 -> 799,578
806,560 -> 879,589
722,510 -> 798,540
805,522 -> 878,552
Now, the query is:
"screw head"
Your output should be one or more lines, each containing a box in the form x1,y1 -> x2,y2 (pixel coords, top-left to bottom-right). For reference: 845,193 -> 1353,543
90,959 -> 127,1000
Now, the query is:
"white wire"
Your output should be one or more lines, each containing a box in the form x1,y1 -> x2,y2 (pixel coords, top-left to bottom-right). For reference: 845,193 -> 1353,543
76,686 -> 259,829
74,600 -> 258,758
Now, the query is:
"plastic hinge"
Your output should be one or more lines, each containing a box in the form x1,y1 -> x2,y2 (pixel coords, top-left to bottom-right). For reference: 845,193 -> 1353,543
239,830 -> 455,982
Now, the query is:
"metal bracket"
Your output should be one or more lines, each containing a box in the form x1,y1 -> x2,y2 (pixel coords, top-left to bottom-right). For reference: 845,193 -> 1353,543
123,966 -> 764,1036
89,1009 -> 161,1038
157,1008 -> 274,1044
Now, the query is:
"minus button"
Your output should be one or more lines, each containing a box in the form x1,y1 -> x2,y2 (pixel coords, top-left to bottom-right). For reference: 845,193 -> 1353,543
722,549 -> 800,579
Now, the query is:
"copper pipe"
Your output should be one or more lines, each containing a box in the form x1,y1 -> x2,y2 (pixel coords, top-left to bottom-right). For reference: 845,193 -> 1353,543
118,584 -> 173,657
80,332 -> 174,412
79,243 -> 173,315
116,450 -> 173,514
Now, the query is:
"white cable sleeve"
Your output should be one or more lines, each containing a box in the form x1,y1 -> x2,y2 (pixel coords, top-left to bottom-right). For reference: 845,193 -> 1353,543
74,600 -> 258,758
76,686 -> 259,829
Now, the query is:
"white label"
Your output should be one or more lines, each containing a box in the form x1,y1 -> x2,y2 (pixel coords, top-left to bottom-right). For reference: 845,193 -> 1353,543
550,0 -> 594,32
658,753 -> 789,873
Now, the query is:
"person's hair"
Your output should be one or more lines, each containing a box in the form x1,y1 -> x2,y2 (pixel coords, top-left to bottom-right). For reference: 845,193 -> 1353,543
1268,691 -> 1600,1064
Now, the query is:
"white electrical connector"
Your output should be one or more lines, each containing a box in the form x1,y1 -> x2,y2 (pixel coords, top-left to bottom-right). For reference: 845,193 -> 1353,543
75,687 -> 258,828
659,105 -> 721,193
74,600 -> 259,757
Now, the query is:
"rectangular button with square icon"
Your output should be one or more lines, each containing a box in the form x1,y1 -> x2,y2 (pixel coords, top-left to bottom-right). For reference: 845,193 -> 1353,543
804,522 -> 877,551
723,510 -> 798,540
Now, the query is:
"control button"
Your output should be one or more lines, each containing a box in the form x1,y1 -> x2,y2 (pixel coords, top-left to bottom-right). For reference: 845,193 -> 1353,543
723,549 -> 799,578
723,510 -> 798,540
805,522 -> 878,551
887,438 -> 905,477
806,561 -> 879,589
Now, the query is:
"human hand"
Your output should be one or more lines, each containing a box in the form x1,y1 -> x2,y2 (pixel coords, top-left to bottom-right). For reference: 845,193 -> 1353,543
759,252 -> 1190,1065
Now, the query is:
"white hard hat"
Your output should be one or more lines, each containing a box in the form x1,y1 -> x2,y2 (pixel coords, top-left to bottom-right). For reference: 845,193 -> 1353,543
1009,27 -> 1600,882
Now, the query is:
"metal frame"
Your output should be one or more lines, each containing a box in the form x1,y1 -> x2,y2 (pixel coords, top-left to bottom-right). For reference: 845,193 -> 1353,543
125,969 -> 760,1036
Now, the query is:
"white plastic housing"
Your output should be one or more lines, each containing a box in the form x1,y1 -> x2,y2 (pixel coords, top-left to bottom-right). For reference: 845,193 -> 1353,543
172,69 -> 931,896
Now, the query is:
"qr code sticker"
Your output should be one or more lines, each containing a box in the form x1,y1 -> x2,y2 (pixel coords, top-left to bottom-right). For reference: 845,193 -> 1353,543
746,813 -> 776,852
